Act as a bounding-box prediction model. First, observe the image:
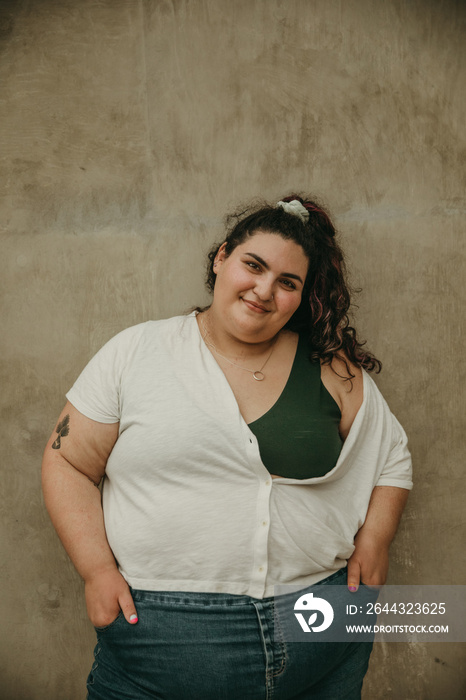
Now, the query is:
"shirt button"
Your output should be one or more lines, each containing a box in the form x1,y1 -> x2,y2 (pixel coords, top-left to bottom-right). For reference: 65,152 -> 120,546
262,521 -> 267,526
259,566 -> 264,572
265,480 -> 270,486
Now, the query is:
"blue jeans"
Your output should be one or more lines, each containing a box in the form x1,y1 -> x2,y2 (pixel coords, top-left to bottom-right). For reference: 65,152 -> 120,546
87,568 -> 374,699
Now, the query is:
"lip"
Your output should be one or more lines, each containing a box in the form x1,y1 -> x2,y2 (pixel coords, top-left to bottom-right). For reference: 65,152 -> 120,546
241,298 -> 269,313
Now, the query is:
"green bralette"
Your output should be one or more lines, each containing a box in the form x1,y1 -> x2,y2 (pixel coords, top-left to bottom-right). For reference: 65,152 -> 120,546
248,335 -> 342,479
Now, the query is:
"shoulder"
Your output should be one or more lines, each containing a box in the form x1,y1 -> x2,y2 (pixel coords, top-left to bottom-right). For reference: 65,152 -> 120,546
77,316 -> 192,376
104,314 -> 193,348
320,354 -> 364,441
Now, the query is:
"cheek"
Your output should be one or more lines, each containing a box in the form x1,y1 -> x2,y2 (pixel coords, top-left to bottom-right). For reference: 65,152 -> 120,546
216,265 -> 250,295
277,292 -> 302,316
228,267 -> 254,290
289,296 -> 303,314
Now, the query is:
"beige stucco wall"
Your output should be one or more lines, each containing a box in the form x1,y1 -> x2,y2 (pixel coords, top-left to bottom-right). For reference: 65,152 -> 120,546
1,0 -> 464,697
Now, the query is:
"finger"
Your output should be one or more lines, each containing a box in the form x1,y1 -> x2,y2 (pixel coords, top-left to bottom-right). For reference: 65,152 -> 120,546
118,587 -> 138,624
347,560 -> 360,593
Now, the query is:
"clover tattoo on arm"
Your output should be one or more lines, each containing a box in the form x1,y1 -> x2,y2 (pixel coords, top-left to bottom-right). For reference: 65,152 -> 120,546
52,414 -> 70,450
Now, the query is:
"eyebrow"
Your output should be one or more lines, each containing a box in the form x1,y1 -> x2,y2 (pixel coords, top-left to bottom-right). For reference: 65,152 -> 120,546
244,253 -> 304,284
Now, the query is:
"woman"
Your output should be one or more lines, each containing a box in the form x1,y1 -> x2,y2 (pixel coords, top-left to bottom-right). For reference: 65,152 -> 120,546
42,195 -> 412,699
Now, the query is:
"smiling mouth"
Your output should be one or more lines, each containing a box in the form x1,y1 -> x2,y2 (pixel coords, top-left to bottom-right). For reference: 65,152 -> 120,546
241,298 -> 269,313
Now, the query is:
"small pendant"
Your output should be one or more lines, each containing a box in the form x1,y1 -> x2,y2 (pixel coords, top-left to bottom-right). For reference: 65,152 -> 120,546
253,371 -> 265,381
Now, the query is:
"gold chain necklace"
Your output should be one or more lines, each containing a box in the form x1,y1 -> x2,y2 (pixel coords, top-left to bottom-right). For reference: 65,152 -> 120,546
199,316 -> 278,381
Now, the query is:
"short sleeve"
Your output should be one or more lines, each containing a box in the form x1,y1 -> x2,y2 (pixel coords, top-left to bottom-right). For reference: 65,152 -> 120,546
66,324 -> 146,424
376,413 -> 413,490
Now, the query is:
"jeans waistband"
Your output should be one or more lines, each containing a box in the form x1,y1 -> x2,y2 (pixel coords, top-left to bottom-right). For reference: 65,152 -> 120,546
130,567 -> 347,607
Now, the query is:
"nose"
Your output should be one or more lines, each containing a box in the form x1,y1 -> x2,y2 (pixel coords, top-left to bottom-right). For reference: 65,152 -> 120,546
254,275 -> 274,302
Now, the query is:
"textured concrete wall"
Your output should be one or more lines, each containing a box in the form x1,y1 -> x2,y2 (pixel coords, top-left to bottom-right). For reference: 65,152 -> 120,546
1,0 -> 464,698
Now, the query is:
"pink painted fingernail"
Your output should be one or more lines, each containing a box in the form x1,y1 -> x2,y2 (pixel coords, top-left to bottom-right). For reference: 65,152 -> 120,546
130,614 -> 138,623
348,586 -> 357,592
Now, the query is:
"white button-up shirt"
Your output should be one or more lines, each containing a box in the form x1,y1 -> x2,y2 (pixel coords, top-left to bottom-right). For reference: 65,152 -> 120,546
67,313 -> 412,598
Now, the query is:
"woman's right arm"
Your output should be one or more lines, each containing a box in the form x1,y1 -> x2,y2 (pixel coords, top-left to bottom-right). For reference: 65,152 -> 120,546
42,402 -> 138,627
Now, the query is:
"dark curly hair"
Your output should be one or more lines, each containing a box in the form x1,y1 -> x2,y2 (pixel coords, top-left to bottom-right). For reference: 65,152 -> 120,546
205,194 -> 381,378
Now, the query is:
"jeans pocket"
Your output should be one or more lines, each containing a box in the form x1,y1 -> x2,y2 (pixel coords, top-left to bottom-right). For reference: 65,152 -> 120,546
359,581 -> 382,595
94,610 -> 125,633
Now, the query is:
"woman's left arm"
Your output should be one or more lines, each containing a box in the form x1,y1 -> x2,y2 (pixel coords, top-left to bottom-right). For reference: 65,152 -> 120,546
322,357 -> 411,591
346,485 -> 410,590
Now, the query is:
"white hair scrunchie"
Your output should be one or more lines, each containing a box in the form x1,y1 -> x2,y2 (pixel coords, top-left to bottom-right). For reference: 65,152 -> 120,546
276,199 -> 309,223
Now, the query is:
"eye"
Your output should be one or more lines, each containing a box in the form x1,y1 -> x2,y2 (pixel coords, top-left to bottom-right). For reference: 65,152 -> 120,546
245,261 -> 261,271
280,278 -> 297,290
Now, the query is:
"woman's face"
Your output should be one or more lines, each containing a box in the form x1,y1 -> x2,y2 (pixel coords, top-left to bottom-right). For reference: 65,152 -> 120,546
211,231 -> 309,343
